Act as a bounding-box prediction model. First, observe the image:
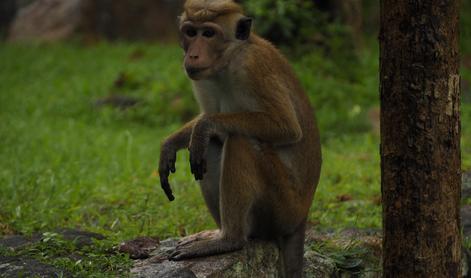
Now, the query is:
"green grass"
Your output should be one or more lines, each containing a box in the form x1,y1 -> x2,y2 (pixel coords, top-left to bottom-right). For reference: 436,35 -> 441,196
0,41 -> 470,276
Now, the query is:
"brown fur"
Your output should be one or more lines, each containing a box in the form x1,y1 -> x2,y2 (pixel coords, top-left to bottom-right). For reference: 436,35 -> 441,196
158,1 -> 321,277
182,0 -> 243,22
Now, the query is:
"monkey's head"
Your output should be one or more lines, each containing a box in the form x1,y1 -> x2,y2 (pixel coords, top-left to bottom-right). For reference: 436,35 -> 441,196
179,0 -> 252,80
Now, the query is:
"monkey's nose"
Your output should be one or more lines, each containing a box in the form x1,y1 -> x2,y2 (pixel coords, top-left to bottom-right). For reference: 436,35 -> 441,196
189,54 -> 199,60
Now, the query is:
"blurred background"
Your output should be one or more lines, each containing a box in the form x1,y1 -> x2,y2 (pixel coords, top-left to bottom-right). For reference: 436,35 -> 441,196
0,0 -> 470,275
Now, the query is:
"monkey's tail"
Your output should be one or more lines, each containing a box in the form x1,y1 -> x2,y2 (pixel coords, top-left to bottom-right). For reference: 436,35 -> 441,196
277,220 -> 307,278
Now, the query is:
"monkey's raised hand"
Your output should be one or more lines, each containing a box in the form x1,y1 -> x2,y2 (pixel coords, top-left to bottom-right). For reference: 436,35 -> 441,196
158,142 -> 177,201
189,117 -> 211,181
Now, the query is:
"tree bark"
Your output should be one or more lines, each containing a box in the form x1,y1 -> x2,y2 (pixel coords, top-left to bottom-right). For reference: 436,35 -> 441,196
380,1 -> 461,277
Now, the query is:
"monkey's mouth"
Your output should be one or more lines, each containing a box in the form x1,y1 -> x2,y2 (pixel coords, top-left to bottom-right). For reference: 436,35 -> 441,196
185,67 -> 210,79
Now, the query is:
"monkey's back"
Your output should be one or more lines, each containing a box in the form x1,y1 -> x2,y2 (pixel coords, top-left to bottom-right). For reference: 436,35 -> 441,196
246,35 -> 322,202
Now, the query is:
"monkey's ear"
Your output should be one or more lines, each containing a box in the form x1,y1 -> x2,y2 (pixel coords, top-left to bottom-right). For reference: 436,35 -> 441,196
236,17 -> 252,40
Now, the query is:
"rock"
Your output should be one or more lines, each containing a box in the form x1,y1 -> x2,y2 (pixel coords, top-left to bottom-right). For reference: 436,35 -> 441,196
0,234 -> 41,250
55,228 -> 105,248
8,0 -> 185,42
0,228 -> 105,250
130,232 -> 383,278
0,255 -> 71,278
304,250 -> 338,277
131,238 -> 282,278
118,237 -> 160,259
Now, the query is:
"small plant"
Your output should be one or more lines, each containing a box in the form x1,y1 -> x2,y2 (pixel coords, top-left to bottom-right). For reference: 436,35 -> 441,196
309,239 -> 380,276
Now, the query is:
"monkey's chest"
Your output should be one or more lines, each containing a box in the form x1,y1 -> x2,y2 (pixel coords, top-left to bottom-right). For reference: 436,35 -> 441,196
194,84 -> 257,114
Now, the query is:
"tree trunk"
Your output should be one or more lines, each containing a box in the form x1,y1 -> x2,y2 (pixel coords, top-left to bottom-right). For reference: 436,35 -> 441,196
380,1 -> 461,277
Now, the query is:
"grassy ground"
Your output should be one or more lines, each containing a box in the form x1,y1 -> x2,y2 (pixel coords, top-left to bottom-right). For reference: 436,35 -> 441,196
0,40 -> 470,276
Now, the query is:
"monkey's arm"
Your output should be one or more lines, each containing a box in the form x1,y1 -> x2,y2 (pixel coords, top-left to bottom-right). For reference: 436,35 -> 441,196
159,117 -> 200,201
204,75 -> 303,144
206,111 -> 302,144
162,117 -> 200,151
188,97 -> 302,180
194,86 -> 302,145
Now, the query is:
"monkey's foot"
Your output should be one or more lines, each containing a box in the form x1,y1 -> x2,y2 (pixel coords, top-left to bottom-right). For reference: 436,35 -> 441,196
177,230 -> 220,247
169,236 -> 245,261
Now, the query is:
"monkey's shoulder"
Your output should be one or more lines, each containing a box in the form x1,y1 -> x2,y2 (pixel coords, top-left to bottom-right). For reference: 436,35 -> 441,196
238,36 -> 301,88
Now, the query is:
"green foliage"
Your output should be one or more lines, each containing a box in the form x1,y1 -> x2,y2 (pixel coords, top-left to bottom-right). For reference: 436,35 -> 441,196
243,0 -> 320,42
242,0 -> 354,57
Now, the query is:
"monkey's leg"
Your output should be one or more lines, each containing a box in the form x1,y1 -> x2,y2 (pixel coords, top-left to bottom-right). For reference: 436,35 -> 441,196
198,138 -> 223,226
251,146 -> 310,278
173,139 -> 223,249
170,135 -> 260,260
278,220 -> 307,278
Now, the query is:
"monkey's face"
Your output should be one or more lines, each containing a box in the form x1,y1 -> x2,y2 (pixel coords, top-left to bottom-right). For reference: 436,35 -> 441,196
180,21 -> 227,80
179,16 -> 252,80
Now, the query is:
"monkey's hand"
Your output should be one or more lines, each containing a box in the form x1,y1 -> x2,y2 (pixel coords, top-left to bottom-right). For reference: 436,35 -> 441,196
189,117 -> 212,181
158,142 -> 177,201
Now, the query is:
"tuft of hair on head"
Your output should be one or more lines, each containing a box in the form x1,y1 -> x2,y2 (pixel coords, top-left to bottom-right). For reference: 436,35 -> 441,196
183,0 -> 244,22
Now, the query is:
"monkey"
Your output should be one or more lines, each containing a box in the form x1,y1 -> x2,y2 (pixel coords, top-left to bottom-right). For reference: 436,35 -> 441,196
158,0 -> 322,277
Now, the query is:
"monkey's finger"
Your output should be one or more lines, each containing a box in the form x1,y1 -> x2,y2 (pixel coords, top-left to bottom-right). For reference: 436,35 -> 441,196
190,157 -> 199,177
202,159 -> 207,174
193,171 -> 200,181
166,191 -> 175,201
192,168 -> 199,180
159,167 -> 169,179
160,176 -> 175,201
195,162 -> 204,181
163,186 -> 175,201
190,152 -> 205,180
189,154 -> 195,174
197,160 -> 207,179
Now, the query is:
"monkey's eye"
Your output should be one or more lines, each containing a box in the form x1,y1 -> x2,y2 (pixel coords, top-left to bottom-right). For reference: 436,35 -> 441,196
185,27 -> 197,37
202,29 -> 216,38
